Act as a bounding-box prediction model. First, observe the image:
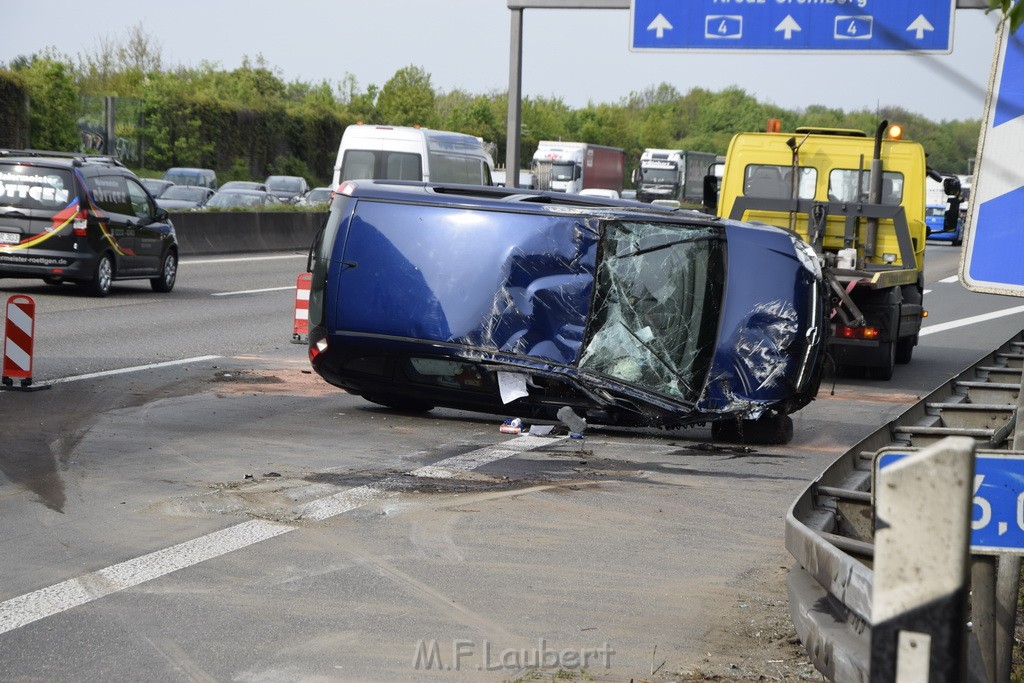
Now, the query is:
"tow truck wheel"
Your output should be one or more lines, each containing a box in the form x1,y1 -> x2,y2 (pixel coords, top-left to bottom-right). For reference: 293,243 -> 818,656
866,341 -> 896,380
712,413 -> 794,446
895,335 -> 916,365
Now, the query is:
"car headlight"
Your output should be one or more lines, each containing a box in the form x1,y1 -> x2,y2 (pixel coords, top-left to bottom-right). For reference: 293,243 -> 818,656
791,237 -> 822,280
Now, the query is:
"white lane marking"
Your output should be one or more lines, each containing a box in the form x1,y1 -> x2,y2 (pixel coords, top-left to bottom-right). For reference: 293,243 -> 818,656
183,254 -> 306,265
298,438 -> 551,521
939,275 -> 959,284
41,356 -> 223,386
0,435 -> 560,635
921,304 -> 1024,336
212,286 -> 296,297
923,289 -> 932,296
0,520 -> 292,635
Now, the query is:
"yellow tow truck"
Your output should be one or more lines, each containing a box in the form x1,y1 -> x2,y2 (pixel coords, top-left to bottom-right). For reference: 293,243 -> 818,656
707,120 -> 961,379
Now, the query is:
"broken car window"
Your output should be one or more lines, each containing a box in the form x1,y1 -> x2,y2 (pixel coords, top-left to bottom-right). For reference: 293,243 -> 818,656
580,220 -> 726,403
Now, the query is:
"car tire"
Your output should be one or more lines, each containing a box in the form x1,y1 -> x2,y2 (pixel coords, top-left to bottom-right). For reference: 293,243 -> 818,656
84,254 -> 113,297
151,250 -> 178,293
363,394 -> 435,413
712,413 -> 794,446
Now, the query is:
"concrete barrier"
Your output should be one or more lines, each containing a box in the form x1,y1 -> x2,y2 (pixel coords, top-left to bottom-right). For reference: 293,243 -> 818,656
169,211 -> 328,256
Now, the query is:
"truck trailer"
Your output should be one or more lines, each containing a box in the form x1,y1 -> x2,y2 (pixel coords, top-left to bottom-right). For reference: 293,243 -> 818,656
531,141 -> 624,195
633,149 -> 717,204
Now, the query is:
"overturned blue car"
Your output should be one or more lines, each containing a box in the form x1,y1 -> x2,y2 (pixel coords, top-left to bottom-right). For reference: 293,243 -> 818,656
306,181 -> 828,444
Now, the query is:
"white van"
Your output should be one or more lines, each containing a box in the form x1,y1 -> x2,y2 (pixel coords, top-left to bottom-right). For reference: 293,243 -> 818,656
332,125 -> 494,187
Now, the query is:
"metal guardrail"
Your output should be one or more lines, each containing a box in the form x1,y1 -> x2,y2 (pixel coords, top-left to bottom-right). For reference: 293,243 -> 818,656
169,211 -> 326,256
786,331 -> 1024,681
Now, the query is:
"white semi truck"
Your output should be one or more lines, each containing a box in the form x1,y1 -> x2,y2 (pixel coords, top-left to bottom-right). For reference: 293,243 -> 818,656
530,141 -> 624,195
633,148 -> 718,205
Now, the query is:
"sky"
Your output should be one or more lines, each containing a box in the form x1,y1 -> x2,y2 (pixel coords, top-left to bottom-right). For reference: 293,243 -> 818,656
0,1 -> 1004,123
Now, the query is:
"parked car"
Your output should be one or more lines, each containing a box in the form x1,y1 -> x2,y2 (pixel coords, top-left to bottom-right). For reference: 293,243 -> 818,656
0,149 -> 179,296
156,185 -> 216,211
219,181 -> 268,192
162,167 -> 217,189
141,178 -> 175,198
204,189 -> 280,210
306,180 -> 829,444
298,187 -> 333,207
265,175 -> 309,203
926,203 -> 965,246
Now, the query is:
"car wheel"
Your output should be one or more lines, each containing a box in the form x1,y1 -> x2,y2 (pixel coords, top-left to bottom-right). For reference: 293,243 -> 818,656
151,250 -> 178,293
712,412 -> 794,446
42,276 -> 63,286
84,254 -> 113,297
363,394 -> 435,413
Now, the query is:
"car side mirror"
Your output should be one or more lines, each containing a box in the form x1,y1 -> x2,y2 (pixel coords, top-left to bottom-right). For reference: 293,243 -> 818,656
944,196 -> 961,233
154,207 -> 170,223
702,174 -> 719,214
943,176 -> 962,197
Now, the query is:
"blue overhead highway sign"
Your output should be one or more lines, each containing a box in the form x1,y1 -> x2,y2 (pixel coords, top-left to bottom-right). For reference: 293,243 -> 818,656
630,0 -> 955,53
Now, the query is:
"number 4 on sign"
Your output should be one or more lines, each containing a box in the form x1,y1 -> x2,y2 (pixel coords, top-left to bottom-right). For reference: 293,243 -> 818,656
835,16 -> 873,40
704,16 -> 742,39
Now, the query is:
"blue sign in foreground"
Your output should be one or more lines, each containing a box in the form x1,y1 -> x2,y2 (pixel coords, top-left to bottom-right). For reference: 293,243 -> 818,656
961,24 -> 1024,296
630,0 -> 954,53
877,450 -> 1024,555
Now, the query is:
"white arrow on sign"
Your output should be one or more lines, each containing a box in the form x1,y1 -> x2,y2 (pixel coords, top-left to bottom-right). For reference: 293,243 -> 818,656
907,15 -> 935,40
647,13 -> 673,39
775,15 -> 801,40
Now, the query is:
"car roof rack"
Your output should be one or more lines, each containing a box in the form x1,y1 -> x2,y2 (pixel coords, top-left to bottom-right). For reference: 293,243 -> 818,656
0,149 -> 125,168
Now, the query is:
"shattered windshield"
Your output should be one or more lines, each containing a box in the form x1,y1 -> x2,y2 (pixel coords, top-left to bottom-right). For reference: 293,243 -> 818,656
580,220 -> 725,403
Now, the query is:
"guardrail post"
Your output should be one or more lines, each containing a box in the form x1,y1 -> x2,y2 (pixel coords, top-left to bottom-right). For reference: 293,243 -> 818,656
871,437 -> 975,683
971,557 -> 997,682
995,556 -> 1020,682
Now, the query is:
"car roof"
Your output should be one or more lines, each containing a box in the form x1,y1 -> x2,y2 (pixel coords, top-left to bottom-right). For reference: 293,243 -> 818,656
0,149 -> 127,172
336,179 -> 718,224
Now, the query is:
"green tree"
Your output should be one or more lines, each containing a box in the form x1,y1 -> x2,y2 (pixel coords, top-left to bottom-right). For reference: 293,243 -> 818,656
140,69 -> 216,169
375,65 -> 436,127
77,22 -> 162,97
989,0 -> 1024,31
11,51 -> 79,151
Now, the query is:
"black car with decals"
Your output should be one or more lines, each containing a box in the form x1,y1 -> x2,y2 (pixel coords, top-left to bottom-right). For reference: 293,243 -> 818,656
0,150 -> 178,296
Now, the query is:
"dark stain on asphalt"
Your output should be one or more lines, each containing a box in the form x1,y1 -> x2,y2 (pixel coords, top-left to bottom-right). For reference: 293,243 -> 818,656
1,374 -> 212,513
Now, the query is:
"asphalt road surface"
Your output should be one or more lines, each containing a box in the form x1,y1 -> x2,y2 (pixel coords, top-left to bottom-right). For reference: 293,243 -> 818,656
0,242 -> 1019,681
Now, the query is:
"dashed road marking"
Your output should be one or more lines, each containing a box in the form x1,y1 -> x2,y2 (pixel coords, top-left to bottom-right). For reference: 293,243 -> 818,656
0,435 -> 560,635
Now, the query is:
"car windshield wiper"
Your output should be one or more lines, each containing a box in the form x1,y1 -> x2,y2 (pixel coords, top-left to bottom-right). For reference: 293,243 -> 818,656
616,233 -> 720,258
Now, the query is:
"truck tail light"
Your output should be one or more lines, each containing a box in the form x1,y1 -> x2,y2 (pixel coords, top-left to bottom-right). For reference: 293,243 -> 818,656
836,325 -> 880,340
